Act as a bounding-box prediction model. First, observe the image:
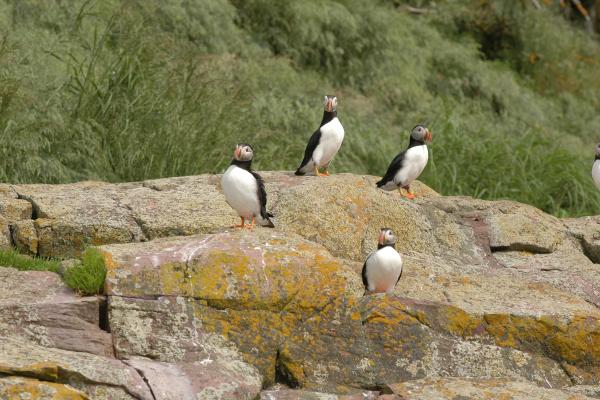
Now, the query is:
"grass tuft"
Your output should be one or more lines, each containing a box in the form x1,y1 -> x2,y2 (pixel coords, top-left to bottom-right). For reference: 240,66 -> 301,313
0,248 -> 60,273
63,248 -> 107,296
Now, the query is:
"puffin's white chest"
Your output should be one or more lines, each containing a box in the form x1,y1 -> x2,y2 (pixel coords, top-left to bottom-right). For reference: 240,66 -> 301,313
221,165 -> 260,218
593,160 -> 600,191
312,118 -> 345,166
394,145 -> 429,187
365,246 -> 403,293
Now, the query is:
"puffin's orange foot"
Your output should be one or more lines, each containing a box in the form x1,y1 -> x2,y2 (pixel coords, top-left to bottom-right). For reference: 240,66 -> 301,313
232,217 -> 245,229
248,217 -> 256,230
314,166 -> 330,177
405,192 -> 416,199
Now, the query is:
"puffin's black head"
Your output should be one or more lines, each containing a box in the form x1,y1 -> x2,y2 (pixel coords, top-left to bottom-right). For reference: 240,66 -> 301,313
411,125 -> 432,143
378,228 -> 396,247
323,95 -> 338,113
233,143 -> 254,162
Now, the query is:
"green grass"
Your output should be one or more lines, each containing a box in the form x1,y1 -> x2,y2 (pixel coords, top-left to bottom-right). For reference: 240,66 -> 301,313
0,247 -> 106,295
0,0 -> 599,216
63,248 -> 107,296
0,248 -> 60,273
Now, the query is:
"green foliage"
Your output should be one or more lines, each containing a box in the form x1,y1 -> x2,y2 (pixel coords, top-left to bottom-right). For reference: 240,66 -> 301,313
0,249 -> 60,273
0,0 -> 599,216
63,248 -> 107,295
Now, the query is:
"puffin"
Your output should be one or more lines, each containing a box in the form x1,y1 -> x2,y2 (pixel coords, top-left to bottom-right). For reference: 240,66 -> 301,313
295,95 -> 345,176
376,125 -> 433,199
362,228 -> 403,294
593,143 -> 600,191
221,143 -> 274,229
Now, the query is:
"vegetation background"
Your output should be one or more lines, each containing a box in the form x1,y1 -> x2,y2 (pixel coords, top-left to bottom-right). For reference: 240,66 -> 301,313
1,0 -> 599,217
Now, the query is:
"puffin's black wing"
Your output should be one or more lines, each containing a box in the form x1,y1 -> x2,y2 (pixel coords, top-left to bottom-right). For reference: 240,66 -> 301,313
295,128 -> 322,175
376,150 -> 407,188
251,171 -> 275,227
396,267 -> 403,285
361,260 -> 368,289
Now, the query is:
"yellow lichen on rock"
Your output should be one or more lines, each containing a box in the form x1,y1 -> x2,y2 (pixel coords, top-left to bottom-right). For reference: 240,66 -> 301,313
0,376 -> 88,400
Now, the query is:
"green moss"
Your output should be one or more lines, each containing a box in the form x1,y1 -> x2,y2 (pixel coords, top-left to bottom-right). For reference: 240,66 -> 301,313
63,248 -> 107,295
0,248 -> 60,273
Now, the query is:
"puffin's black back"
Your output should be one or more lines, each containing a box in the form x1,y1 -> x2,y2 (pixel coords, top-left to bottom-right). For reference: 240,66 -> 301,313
295,110 -> 338,175
376,134 -> 427,187
376,150 -> 407,187
251,171 -> 275,227
361,260 -> 369,289
295,128 -> 322,175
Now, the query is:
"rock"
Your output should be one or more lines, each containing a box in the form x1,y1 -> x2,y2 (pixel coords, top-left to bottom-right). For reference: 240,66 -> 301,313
567,385 -> 600,399
6,174 -> 463,259
3,172 -> 600,395
386,377 -> 595,399
0,215 -> 11,250
0,336 -> 153,399
259,387 -> 380,399
0,196 -> 32,223
125,356 -> 262,400
424,196 -> 569,253
0,267 -> 113,357
491,249 -> 600,308
101,230 -> 591,392
120,175 -> 234,239
12,181 -> 146,257
0,376 -> 88,400
564,215 -> 600,263
11,219 -> 38,255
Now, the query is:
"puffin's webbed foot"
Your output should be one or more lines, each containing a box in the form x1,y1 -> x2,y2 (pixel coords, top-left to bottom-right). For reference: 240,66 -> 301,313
249,217 -> 256,230
399,186 -> 416,199
233,217 -> 245,229
315,166 -> 329,177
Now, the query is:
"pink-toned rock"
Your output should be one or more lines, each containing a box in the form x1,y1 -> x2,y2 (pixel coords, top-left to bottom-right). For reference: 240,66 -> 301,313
126,356 -> 262,400
0,267 -> 113,357
259,388 -> 380,399
0,336 -> 153,399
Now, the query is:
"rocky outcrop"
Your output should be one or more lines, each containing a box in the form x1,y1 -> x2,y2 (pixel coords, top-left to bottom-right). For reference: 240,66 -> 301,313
387,377 -> 595,399
100,229 -> 600,393
0,267 -> 112,357
1,172 -> 599,399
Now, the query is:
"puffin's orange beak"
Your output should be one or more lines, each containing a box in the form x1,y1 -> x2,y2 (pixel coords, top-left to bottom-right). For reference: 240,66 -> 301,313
325,98 -> 333,112
425,129 -> 433,142
234,146 -> 241,159
378,231 -> 385,246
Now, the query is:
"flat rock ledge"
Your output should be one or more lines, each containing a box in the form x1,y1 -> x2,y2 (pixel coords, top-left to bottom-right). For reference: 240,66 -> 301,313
0,172 -> 599,399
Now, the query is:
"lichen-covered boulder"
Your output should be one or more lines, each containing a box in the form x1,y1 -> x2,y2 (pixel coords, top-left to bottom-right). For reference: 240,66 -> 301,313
2,172 -> 600,397
101,229 -> 599,392
387,377 -> 595,400
0,376 -> 88,400
11,181 -> 146,257
564,215 -> 600,263
125,356 -> 262,400
0,337 -> 153,399
0,268 -> 113,357
259,387 -> 380,399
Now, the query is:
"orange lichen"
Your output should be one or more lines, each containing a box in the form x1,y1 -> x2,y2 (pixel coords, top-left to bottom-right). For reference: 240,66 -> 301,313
0,376 -> 88,399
